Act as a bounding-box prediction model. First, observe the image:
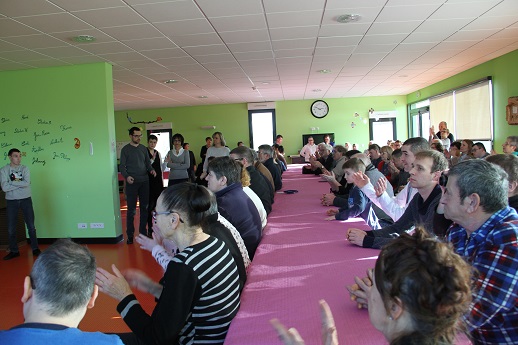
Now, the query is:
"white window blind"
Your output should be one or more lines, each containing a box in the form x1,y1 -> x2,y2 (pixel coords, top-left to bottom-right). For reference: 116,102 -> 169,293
430,94 -> 454,135
428,79 -> 492,141
455,82 -> 492,140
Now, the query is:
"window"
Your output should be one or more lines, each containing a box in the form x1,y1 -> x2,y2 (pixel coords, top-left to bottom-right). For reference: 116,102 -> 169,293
428,78 -> 493,141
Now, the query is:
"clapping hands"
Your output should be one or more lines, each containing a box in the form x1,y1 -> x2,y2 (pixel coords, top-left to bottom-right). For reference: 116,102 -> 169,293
346,269 -> 373,309
271,300 -> 338,345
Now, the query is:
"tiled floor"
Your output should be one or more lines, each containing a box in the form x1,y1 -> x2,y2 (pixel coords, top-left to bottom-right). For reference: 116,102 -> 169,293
0,194 -> 164,333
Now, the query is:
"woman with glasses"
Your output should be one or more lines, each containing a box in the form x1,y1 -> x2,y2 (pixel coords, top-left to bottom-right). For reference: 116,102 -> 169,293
200,132 -> 230,180
96,183 -> 241,345
164,133 -> 190,186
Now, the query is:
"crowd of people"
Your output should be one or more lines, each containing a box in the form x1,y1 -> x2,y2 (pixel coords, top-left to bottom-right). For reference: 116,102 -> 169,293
2,124 -> 517,345
273,126 -> 518,345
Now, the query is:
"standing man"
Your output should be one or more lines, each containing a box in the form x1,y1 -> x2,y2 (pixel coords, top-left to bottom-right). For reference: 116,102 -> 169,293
275,135 -> 283,146
441,160 -> 518,344
0,148 -> 41,260
120,127 -> 156,244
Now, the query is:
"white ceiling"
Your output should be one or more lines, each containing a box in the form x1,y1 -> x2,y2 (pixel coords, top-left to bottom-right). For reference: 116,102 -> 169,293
1,0 -> 517,111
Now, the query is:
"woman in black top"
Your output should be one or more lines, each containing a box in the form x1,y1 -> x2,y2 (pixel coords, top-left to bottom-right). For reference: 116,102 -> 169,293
147,135 -> 163,236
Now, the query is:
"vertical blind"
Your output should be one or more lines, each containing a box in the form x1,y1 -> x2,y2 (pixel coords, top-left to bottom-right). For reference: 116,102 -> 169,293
429,79 -> 492,141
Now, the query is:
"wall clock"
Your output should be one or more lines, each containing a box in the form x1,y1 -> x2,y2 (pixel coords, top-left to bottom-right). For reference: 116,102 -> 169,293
311,100 -> 329,118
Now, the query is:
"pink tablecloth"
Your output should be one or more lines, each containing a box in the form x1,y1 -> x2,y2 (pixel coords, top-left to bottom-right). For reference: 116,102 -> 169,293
225,165 -> 386,344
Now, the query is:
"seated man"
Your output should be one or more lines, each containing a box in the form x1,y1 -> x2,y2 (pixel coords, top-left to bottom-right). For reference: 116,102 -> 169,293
206,156 -> 262,259
441,159 -> 518,343
388,148 -> 408,193
304,143 -> 333,175
367,144 -> 382,168
486,154 -> 518,211
325,158 -> 380,229
230,146 -> 273,214
352,137 -> 429,222
300,136 -> 317,162
0,239 -> 123,344
347,150 -> 450,249
472,142 -> 490,159
258,144 -> 282,191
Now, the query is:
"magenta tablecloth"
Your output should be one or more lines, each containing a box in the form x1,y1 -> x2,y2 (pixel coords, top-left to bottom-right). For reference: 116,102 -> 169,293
225,165 -> 386,344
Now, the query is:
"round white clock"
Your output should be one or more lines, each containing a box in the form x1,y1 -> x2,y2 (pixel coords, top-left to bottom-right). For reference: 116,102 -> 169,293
311,100 -> 329,118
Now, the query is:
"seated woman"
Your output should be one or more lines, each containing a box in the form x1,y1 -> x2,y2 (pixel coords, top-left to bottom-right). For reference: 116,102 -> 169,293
272,228 -> 472,345
377,145 -> 393,180
96,183 -> 241,345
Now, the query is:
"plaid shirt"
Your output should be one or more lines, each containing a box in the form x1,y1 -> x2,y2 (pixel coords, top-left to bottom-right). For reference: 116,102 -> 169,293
448,207 -> 518,344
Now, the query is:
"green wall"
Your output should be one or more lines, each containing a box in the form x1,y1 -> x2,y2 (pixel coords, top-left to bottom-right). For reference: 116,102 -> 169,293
406,49 -> 518,150
0,63 -> 121,240
115,96 -> 408,157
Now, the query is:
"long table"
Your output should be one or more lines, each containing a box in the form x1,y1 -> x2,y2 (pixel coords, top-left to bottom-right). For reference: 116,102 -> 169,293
225,164 -> 386,344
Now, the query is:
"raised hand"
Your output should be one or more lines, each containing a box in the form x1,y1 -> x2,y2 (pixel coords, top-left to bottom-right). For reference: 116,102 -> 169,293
351,171 -> 370,188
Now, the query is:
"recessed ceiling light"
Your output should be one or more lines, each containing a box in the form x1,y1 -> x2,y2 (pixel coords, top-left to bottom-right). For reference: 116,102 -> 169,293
312,89 -> 322,92
318,69 -> 331,74
261,82 -> 270,85
336,14 -> 361,23
199,96 -> 208,99
72,35 -> 96,43
164,79 -> 178,84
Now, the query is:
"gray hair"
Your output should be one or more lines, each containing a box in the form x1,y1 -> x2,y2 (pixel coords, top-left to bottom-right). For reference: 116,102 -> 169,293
208,156 -> 241,185
507,136 -> 518,151
486,154 -> 518,185
230,146 -> 254,165
30,239 -> 96,316
258,144 -> 274,157
448,160 -> 508,213
403,137 -> 430,154
352,153 -> 371,166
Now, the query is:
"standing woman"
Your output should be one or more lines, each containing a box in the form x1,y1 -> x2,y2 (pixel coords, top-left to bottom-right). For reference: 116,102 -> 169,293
96,183 -> 241,344
200,131 -> 230,180
147,135 -> 163,236
459,139 -> 474,162
164,133 -> 190,186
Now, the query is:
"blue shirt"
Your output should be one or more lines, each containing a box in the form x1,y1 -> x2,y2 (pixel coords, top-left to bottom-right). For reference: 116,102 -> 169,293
0,323 -> 123,344
447,207 -> 518,344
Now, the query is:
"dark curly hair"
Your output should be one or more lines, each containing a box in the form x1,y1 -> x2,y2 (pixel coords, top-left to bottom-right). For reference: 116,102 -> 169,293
375,228 -> 472,345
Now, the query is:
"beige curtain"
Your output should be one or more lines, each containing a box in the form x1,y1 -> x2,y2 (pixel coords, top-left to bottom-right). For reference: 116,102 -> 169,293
455,83 -> 491,140
430,93 -> 454,136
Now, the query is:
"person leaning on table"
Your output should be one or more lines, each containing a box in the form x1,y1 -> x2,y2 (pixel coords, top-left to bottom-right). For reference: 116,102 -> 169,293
272,228 -> 472,345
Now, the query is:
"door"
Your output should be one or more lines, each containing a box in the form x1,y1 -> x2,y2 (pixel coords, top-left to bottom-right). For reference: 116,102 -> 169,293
248,109 -> 276,150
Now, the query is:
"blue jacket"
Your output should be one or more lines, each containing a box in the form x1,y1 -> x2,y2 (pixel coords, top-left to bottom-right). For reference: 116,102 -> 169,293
335,186 -> 380,230
216,183 -> 262,259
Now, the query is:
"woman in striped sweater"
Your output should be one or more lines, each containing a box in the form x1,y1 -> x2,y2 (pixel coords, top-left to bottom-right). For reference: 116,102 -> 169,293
96,183 -> 241,344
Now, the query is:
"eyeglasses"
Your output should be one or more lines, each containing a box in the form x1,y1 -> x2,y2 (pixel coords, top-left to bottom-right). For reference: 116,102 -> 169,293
152,210 -> 184,223
132,134 -> 142,138
439,172 -> 448,187
233,157 -> 244,161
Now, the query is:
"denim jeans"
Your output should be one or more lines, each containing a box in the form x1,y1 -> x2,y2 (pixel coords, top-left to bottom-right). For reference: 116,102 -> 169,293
125,180 -> 149,239
6,197 -> 39,253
